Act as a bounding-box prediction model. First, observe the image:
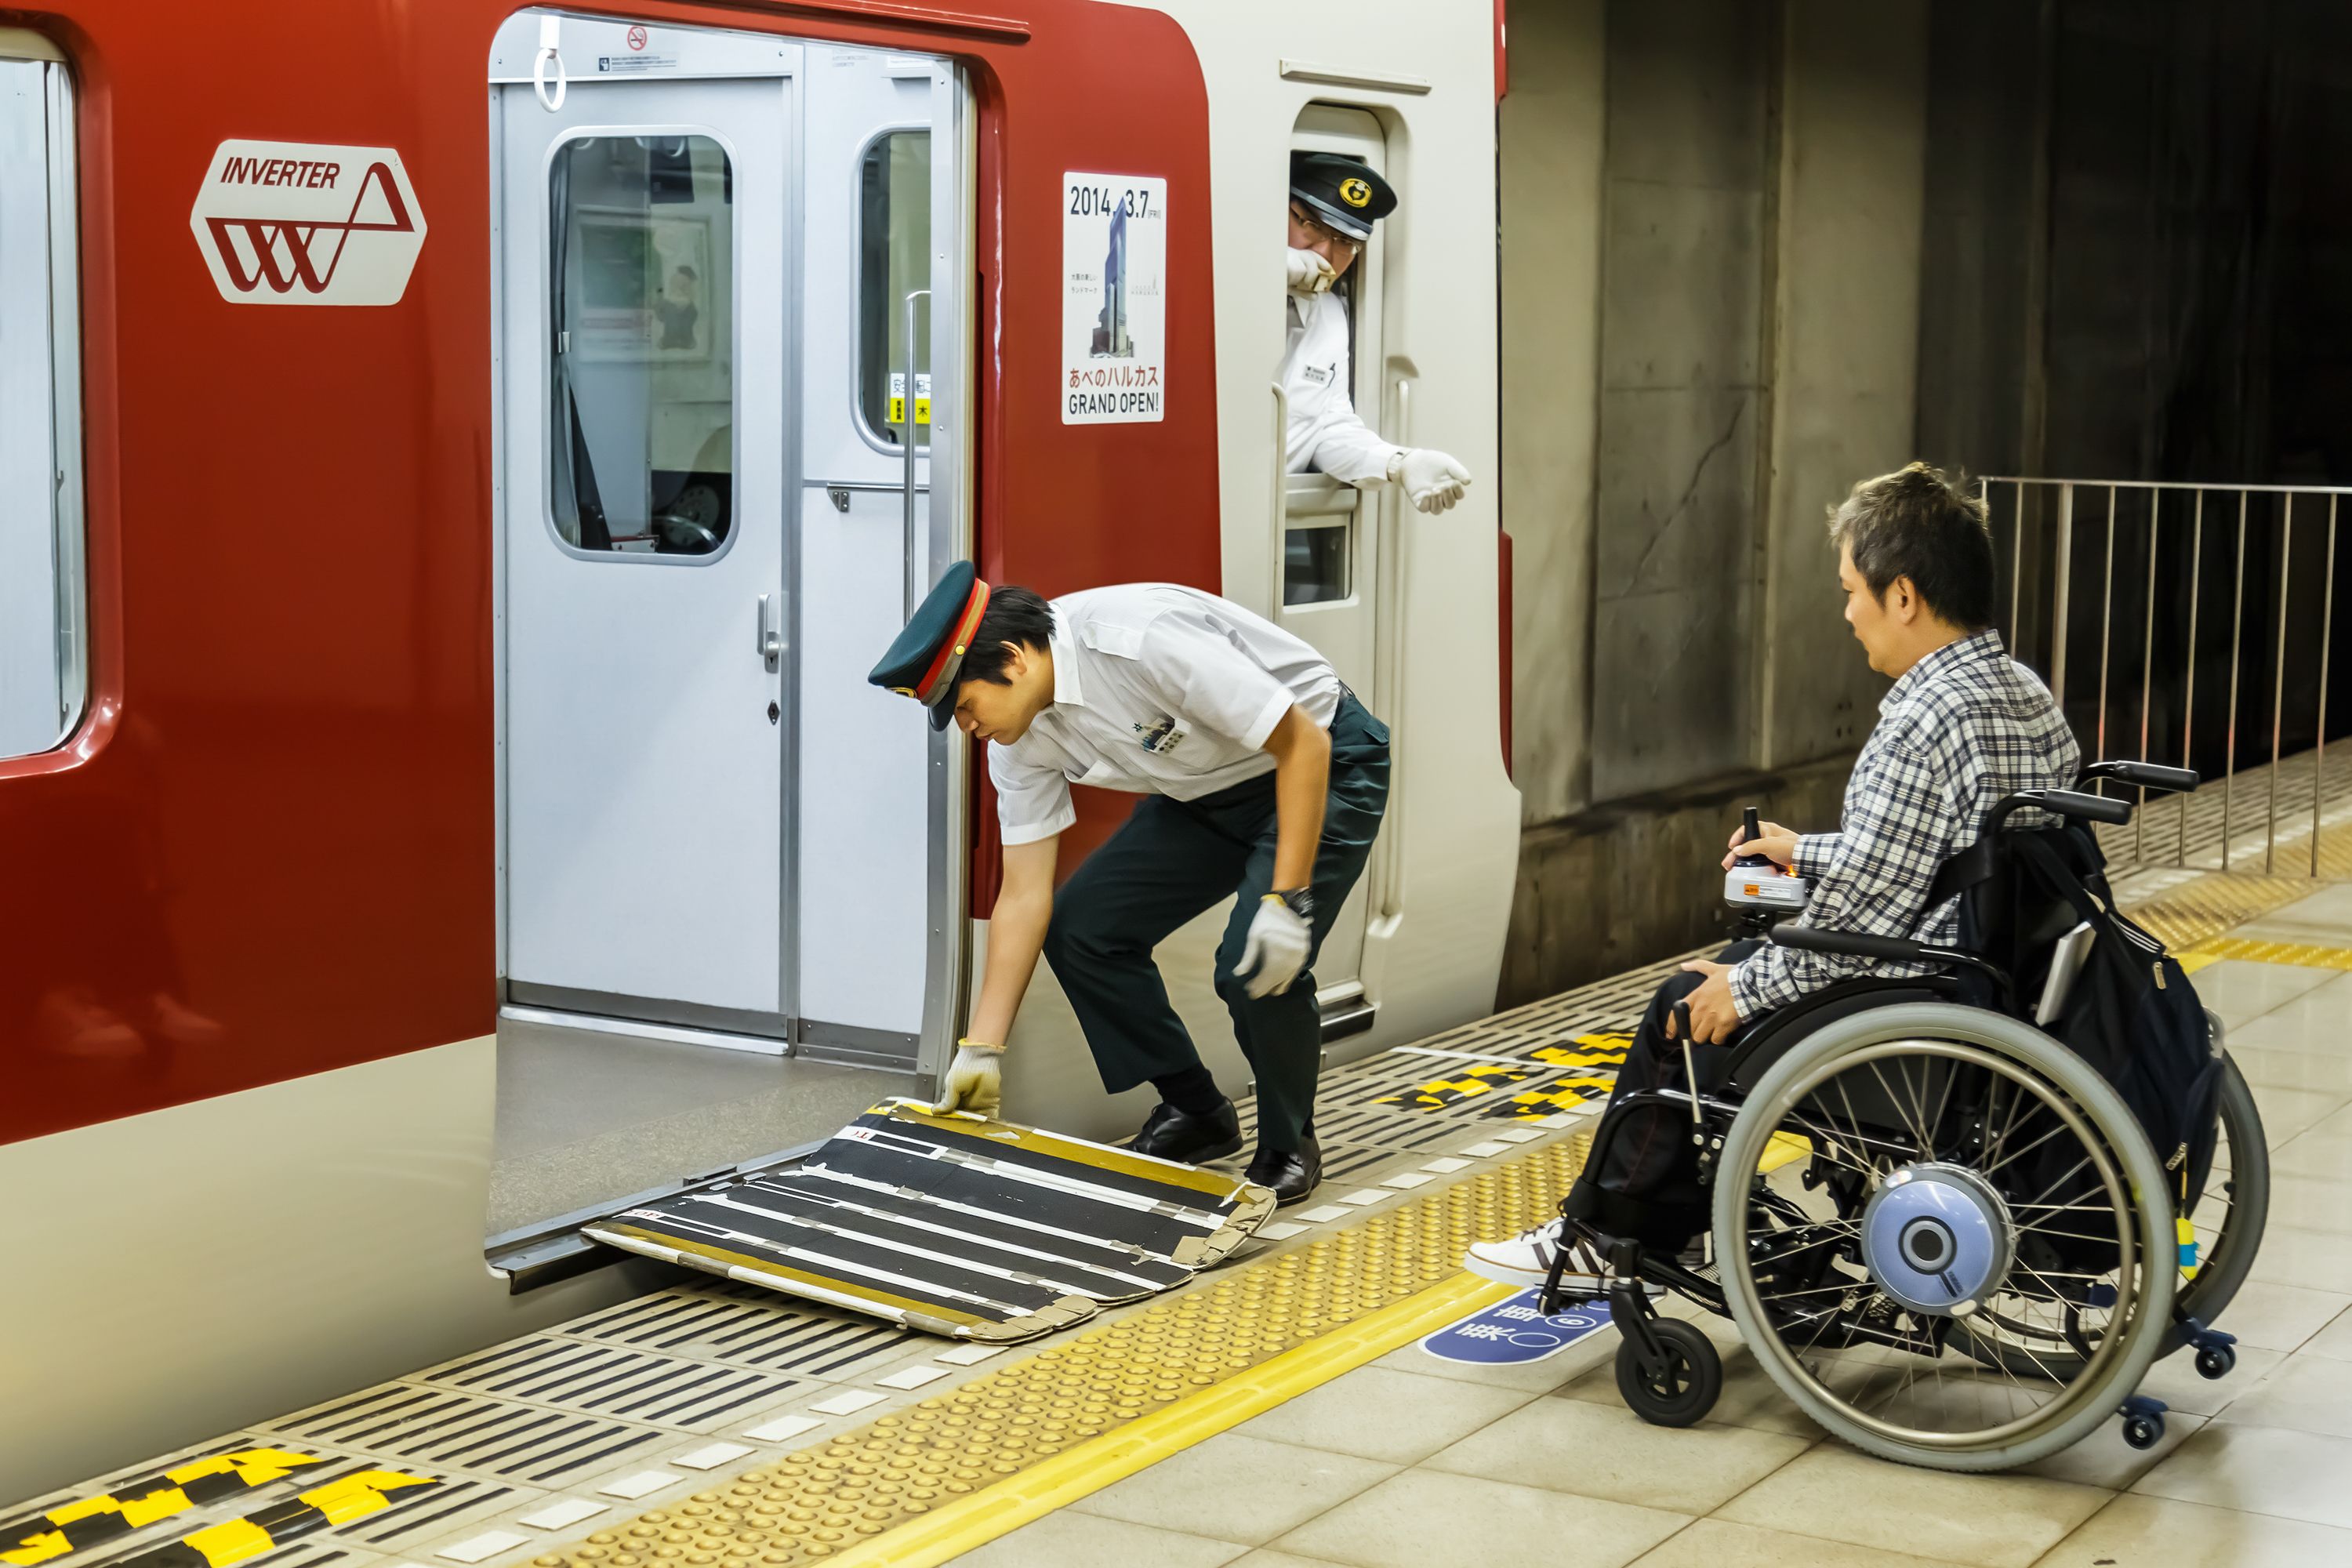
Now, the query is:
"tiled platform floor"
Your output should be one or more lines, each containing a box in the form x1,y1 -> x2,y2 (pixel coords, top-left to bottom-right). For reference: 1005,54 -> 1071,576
948,884 -> 2352,1568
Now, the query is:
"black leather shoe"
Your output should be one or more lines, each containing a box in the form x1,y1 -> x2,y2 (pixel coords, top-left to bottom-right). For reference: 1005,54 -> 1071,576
1245,1135 -> 1322,1207
1130,1100 -> 1243,1164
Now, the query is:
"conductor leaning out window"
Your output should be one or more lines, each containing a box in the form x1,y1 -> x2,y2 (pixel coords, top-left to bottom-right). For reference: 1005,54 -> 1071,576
869,564 -> 1392,1207
1283,150 -> 1472,514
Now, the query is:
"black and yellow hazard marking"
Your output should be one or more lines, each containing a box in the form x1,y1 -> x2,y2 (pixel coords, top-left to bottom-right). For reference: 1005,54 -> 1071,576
1374,1033 -> 1632,1118
107,1470 -> 434,1568
2,1451 -> 323,1567
586,1102 -> 1274,1341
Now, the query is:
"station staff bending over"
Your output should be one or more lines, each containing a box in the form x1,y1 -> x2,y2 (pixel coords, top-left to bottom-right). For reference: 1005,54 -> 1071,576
1462,463 -> 2081,1293
869,565 -> 1390,1205
1283,151 -> 1472,514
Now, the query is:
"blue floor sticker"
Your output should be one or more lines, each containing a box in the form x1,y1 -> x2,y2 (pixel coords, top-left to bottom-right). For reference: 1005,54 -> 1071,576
1420,1288 -> 1618,1365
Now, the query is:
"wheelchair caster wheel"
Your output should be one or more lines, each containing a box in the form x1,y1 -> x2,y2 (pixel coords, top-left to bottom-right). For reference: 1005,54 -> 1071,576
2194,1343 -> 2237,1380
2122,1413 -> 2165,1450
1615,1319 -> 1721,1428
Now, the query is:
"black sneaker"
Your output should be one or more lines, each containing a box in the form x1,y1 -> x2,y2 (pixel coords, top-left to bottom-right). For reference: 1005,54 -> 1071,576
1129,1100 -> 1243,1164
1244,1135 -> 1322,1207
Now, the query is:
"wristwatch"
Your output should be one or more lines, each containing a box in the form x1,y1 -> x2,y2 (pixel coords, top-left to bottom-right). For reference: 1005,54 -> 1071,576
1270,887 -> 1316,921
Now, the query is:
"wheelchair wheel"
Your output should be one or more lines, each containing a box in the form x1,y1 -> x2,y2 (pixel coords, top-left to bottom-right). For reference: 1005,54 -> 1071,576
1614,1319 -> 1722,1428
1956,1042 -> 2268,1379
1712,1003 -> 2176,1472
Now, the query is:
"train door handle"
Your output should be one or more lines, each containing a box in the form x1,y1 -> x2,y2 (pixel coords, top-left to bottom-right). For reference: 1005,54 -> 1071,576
757,593 -> 782,670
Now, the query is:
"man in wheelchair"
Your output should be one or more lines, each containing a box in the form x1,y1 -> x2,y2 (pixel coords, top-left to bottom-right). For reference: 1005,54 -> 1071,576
1466,462 -> 2082,1296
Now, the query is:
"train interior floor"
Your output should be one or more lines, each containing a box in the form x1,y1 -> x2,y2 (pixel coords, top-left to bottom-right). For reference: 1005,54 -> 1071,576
20,871 -> 2352,1568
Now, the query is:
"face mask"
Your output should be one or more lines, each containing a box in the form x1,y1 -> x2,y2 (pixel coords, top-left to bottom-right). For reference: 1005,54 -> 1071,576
1286,246 -> 1338,296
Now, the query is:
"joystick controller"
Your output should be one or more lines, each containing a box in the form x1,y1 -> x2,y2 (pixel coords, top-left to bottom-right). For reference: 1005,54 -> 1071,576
1724,806 -> 1810,924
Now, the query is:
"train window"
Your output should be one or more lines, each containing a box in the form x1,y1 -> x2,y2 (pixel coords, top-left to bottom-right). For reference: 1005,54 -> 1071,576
547,133 -> 736,557
1283,520 -> 1350,605
0,42 -> 83,759
856,129 -> 930,447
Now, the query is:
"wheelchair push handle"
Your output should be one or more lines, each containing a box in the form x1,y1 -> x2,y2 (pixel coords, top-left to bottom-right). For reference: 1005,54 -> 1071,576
2078,759 -> 2200,795
1985,786 -> 2136,834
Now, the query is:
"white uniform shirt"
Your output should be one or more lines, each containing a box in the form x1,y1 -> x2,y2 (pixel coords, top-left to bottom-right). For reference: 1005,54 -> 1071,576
1282,289 -> 1396,484
989,583 -> 1344,847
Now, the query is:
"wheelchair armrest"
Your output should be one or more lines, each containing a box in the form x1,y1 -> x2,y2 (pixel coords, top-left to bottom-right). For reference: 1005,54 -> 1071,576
1769,926 -> 1926,964
1769,925 -> 2017,1012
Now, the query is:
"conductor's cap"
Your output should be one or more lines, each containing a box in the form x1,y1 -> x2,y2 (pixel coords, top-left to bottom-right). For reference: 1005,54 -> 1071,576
1288,151 -> 1396,241
869,560 -> 990,731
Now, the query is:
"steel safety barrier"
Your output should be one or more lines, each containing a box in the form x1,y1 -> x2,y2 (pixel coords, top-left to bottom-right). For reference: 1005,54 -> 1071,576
1984,477 -> 2349,878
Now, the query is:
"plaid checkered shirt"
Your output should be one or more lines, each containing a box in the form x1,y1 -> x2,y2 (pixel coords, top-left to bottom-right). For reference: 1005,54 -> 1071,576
1729,629 -> 2081,1017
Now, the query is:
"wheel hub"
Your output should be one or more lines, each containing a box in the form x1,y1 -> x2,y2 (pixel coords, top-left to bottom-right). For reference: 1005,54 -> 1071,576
1860,1162 -> 2014,1317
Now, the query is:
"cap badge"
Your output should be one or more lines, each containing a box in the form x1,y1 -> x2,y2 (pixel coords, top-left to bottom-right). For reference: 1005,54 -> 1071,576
1338,176 -> 1372,209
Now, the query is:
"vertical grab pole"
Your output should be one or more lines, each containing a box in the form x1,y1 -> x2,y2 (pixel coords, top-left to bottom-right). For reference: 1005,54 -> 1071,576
2136,491 -> 2160,869
2223,491 -> 2248,872
1270,383 -> 1288,618
2181,489 -> 2204,867
903,289 -> 931,618
2268,495 -> 2293,874
2315,495 -> 2338,877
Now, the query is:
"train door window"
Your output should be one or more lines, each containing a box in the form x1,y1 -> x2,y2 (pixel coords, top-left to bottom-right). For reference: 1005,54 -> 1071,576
549,133 -> 736,557
0,37 -> 82,760
855,129 -> 930,447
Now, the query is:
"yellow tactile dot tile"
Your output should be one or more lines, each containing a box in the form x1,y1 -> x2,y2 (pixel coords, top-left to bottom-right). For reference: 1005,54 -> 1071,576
541,1142 -> 1582,1568
2122,872 -> 2317,949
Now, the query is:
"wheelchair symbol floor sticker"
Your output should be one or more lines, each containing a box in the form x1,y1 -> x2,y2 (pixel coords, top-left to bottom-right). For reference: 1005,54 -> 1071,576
1420,1289 -> 1618,1364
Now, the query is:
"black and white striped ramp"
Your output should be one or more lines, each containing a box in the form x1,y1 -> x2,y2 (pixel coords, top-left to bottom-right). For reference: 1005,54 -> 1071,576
585,1102 -> 1277,1342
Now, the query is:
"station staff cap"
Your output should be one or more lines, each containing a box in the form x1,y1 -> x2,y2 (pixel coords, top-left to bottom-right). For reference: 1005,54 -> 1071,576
869,560 -> 991,730
1288,151 -> 1396,242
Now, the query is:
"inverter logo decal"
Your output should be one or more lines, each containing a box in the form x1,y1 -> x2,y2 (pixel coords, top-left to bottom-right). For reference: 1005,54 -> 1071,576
188,140 -> 428,306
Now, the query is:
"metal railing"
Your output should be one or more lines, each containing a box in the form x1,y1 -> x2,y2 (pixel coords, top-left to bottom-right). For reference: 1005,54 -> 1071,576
1984,477 -> 2347,877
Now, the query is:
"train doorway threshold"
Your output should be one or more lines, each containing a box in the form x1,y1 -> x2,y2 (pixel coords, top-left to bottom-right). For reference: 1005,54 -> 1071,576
8,869 -> 2301,1568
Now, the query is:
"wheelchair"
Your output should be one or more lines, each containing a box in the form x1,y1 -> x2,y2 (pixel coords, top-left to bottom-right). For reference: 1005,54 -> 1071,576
1549,760 -> 2271,1472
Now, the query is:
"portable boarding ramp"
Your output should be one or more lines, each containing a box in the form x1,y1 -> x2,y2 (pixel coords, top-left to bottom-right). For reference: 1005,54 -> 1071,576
584,1102 -> 1277,1342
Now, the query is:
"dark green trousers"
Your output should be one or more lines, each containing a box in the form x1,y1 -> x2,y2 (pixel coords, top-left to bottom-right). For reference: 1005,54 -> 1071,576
1041,692 -> 1390,1151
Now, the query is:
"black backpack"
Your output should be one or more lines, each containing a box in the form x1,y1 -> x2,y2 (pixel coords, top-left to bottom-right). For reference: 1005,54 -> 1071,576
1956,825 -> 2223,1269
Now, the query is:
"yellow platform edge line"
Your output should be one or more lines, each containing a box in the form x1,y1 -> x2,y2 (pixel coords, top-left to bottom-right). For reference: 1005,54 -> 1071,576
820,1270 -> 1518,1568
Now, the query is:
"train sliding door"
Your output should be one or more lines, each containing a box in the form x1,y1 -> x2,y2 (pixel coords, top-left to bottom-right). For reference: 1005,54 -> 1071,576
1279,104 -> 1389,1022
492,14 -> 964,1074
498,68 -> 796,1038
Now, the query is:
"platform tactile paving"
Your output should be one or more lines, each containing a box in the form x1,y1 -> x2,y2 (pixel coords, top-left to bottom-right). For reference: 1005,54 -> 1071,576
527,1138 -> 1582,1567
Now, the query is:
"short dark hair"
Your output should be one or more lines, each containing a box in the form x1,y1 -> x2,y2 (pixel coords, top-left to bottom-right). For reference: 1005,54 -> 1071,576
1827,463 -> 1995,630
958,585 -> 1056,687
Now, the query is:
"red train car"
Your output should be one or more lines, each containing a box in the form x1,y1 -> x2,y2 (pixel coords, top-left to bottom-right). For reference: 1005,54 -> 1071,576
0,0 -> 1511,1499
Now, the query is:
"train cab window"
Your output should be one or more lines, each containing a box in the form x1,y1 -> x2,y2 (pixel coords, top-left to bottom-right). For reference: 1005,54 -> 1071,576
856,129 -> 930,447
548,134 -> 736,557
0,38 -> 83,759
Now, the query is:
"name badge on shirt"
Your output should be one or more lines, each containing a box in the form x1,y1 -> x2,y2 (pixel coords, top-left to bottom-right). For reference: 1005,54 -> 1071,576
1300,362 -> 1332,387
1133,714 -> 1188,756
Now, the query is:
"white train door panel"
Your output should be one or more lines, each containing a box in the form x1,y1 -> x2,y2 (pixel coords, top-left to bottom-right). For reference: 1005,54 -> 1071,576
793,48 -> 963,1065
496,60 -> 796,1035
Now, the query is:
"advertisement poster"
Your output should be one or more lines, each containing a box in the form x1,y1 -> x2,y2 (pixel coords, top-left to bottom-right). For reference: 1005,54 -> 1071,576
1061,172 -> 1167,424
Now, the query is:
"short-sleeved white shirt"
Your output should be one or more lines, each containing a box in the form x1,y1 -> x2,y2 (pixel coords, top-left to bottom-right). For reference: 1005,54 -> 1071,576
988,583 -> 1344,846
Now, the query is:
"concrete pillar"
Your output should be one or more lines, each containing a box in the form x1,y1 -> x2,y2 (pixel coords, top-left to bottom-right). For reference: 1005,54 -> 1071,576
1499,0 -> 1606,824
1755,0 -> 1932,770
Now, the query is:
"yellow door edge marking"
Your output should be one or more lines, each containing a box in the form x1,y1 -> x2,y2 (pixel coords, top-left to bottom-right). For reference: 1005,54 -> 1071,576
818,1271 -> 1516,1568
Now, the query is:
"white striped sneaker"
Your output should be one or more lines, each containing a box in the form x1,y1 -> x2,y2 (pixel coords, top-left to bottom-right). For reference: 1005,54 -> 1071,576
1463,1218 -> 1661,1295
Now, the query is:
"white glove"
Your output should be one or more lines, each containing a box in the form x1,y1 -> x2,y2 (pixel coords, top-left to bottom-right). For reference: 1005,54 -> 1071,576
1388,448 -> 1473,514
1286,246 -> 1338,296
931,1039 -> 1004,1118
1239,895 -> 1313,1000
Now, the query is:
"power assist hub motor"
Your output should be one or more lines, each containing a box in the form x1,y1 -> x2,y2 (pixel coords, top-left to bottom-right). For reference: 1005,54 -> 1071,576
1724,805 -> 1810,913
